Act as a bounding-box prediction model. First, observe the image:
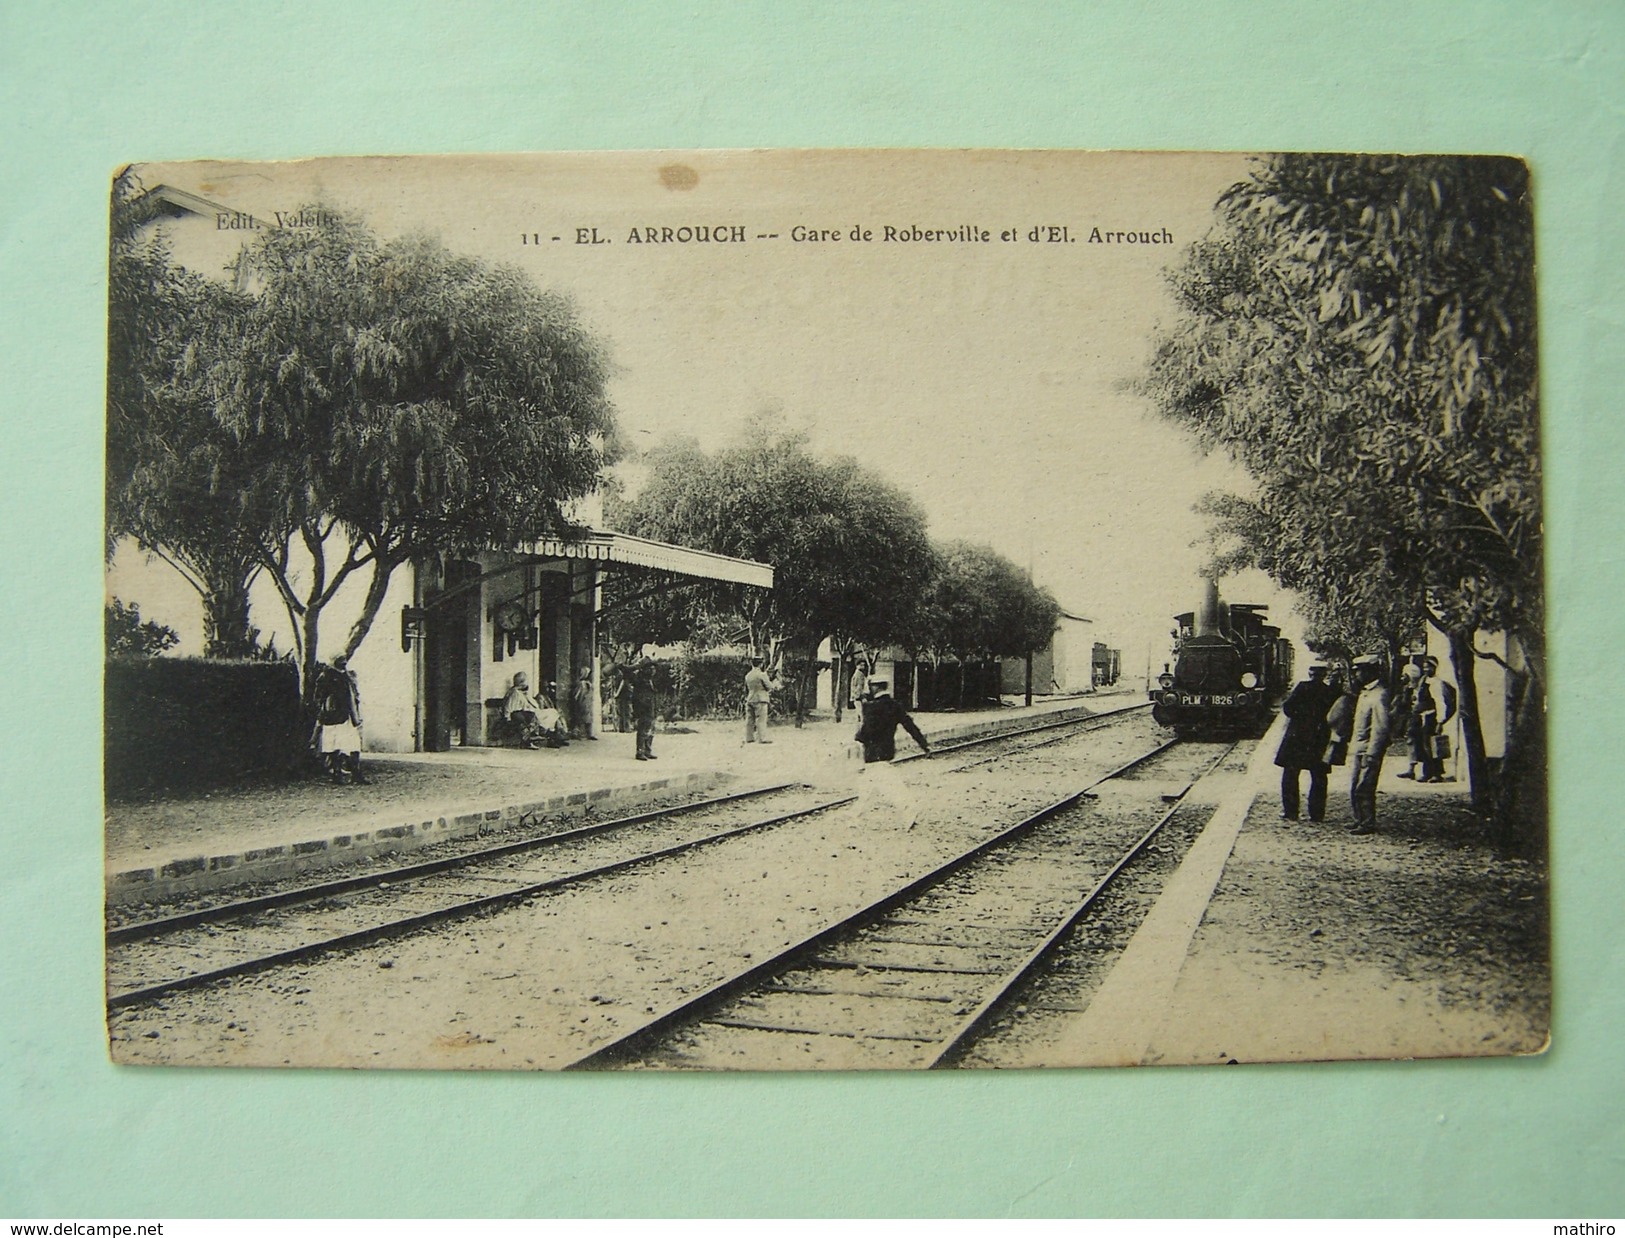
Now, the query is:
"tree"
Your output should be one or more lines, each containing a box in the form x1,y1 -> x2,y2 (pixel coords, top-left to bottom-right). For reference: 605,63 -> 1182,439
906,540 -> 1059,707
105,598 -> 180,658
1197,492 -> 1425,671
107,172 -> 268,657
205,209 -> 618,704
816,456 -> 941,719
1143,154 -> 1540,837
610,421 -> 936,720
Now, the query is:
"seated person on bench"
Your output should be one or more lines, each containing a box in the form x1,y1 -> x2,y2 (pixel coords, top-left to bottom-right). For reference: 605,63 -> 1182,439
502,671 -> 569,748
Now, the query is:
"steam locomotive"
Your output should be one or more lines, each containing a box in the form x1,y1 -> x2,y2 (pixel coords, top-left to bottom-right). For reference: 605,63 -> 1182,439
1150,581 -> 1294,737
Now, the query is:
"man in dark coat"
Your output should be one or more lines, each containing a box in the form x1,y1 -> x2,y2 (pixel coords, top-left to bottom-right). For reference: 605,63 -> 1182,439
630,655 -> 658,761
855,679 -> 930,764
1274,664 -> 1338,821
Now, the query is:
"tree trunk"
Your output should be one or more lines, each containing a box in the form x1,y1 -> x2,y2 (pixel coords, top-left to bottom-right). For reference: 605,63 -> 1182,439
1492,654 -> 1546,855
793,646 -> 812,727
202,575 -> 255,659
340,551 -> 404,664
1448,627 -> 1490,812
300,609 -> 325,715
831,634 -> 851,724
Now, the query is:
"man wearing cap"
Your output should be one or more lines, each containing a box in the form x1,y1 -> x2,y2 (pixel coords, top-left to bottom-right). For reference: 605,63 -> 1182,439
1420,656 -> 1458,782
1395,662 -> 1436,782
854,678 -> 930,828
743,655 -> 777,744
854,679 -> 930,764
1274,664 -> 1338,822
848,657 -> 869,711
1348,655 -> 1393,835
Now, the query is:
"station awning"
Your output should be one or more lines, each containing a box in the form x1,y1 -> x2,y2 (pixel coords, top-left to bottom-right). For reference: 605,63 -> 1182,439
518,530 -> 774,589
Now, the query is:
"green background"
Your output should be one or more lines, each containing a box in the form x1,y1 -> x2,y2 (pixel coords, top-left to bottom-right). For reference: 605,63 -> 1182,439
3,0 -> 1620,1217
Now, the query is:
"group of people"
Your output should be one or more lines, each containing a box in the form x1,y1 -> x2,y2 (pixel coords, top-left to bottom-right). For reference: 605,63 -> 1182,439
508,650 -> 930,765
1274,654 -> 1458,835
499,671 -> 571,749
500,658 -> 662,759
313,648 -> 931,786
743,653 -> 931,765
312,643 -> 1451,838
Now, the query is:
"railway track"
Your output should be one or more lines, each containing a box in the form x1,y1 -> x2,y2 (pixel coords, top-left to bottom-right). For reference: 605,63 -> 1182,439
105,702 -> 1165,1023
924,701 -> 1151,774
104,781 -> 849,1010
562,737 -> 1236,1070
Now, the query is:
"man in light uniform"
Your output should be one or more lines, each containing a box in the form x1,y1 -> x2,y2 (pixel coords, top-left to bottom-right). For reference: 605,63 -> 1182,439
1348,655 -> 1393,836
743,654 -> 776,744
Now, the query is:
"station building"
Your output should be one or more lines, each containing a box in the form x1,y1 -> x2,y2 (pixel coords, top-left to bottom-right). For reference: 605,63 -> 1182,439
112,181 -> 775,754
400,535 -> 771,752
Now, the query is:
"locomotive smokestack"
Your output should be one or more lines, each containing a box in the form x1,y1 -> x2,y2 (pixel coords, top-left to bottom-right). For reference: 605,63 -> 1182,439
1194,578 -> 1221,637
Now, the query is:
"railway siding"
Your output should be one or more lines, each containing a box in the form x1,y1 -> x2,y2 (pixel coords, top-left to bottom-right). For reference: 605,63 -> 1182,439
583,738 -> 1232,1070
106,694 -> 1129,906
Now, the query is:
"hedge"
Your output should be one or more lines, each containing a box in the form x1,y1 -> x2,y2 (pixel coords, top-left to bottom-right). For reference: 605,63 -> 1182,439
104,657 -> 304,797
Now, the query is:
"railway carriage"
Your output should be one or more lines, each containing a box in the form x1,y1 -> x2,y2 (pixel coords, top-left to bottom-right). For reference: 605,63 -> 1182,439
1150,582 -> 1293,737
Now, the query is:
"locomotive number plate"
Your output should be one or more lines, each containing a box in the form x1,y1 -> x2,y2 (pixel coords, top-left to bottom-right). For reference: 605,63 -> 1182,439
1181,693 -> 1235,706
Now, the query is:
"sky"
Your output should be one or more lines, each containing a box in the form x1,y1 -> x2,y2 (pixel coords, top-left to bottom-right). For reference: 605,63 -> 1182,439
111,150 -> 1300,671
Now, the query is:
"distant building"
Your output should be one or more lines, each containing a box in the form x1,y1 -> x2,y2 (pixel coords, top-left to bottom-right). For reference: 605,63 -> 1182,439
1001,609 -> 1096,695
1090,642 -> 1121,688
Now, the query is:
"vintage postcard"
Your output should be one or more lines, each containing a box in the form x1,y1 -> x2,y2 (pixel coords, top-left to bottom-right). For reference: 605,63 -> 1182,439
104,150 -> 1547,1070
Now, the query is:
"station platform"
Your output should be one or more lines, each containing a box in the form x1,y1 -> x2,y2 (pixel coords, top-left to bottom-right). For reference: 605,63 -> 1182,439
1133,752 -> 1547,1066
105,689 -> 1135,904
997,714 -> 1548,1068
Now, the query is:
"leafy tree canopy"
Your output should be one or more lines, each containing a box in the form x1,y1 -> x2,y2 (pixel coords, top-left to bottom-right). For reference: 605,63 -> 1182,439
609,419 -> 936,661
1143,154 -> 1542,824
108,172 -> 267,657
910,540 -> 1060,663
1144,154 -> 1540,671
112,198 -> 619,698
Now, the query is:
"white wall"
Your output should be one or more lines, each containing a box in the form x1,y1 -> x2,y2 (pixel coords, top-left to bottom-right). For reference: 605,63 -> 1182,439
1423,626 -> 1511,766
1053,617 -> 1095,693
106,537 -> 422,752
347,564 -> 419,753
